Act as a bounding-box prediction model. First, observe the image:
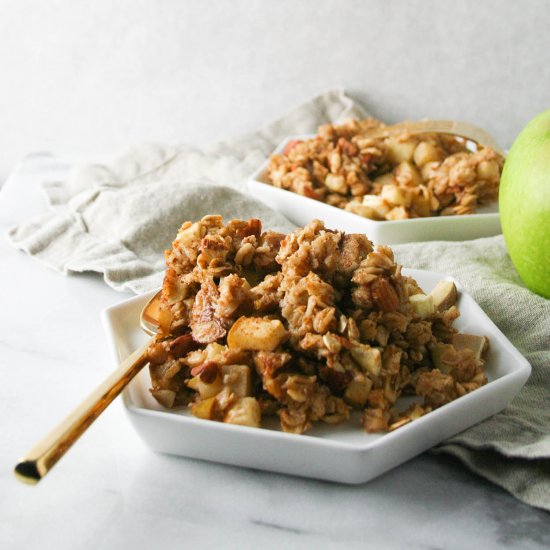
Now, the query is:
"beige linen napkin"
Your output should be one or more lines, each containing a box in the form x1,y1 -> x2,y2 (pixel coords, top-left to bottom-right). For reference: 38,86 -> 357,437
7,90 -> 549,511
7,89 -> 366,292
393,237 -> 550,511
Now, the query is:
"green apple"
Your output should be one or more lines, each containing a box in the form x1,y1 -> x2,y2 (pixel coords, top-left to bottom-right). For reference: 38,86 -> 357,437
500,109 -> 550,298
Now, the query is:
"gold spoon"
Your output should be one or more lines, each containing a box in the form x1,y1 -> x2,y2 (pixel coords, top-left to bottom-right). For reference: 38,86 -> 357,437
363,119 -> 506,157
14,290 -> 163,484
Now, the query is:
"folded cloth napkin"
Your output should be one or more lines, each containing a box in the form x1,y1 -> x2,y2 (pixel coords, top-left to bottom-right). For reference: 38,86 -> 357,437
393,237 -> 550,511
7,90 -> 550,511
7,89 -> 366,292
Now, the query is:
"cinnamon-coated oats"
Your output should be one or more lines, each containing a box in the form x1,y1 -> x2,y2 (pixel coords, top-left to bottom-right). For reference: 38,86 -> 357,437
148,217 -> 488,434
266,118 -> 503,220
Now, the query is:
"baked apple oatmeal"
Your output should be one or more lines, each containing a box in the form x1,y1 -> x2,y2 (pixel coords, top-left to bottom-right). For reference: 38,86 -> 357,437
147,216 -> 489,434
265,118 -> 504,220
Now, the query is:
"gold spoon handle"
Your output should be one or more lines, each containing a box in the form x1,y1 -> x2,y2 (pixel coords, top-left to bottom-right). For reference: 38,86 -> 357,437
14,340 -> 151,484
364,119 -> 505,157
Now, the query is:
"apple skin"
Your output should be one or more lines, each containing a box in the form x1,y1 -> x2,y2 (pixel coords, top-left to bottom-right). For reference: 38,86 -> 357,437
499,109 -> 550,298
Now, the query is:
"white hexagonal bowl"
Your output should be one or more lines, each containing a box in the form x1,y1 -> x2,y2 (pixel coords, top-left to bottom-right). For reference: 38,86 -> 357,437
248,135 -> 501,245
102,269 -> 530,484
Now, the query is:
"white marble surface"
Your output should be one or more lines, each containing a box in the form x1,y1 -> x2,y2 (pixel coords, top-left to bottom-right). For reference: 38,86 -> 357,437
1,155 -> 550,550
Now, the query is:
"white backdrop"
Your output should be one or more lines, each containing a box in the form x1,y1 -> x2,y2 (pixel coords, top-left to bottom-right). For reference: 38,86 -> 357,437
1,0 -> 549,182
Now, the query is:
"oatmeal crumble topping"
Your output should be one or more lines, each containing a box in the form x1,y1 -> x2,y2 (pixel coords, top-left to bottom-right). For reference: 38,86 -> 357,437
148,216 -> 489,434
265,118 -> 503,220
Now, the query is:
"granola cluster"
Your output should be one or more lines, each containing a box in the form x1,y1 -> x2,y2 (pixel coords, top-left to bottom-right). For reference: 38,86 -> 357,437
266,118 -> 503,220
148,216 -> 489,434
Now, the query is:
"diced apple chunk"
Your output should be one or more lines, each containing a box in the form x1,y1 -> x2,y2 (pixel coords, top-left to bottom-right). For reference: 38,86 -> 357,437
158,307 -> 174,334
224,397 -> 261,427
373,172 -> 395,187
187,373 -> 223,399
477,159 -> 500,180
344,374 -> 373,407
222,365 -> 252,397
205,342 -> 225,359
414,141 -> 443,166
394,161 -> 422,187
381,184 -> 412,207
386,138 -> 416,163
361,195 -> 391,220
350,344 -> 382,377
429,280 -> 458,312
190,396 -> 218,420
385,206 -> 408,220
430,342 -> 455,373
324,173 -> 348,194
411,188 -> 431,217
452,333 -> 489,361
166,282 -> 190,304
410,294 -> 435,319
151,389 -> 176,408
345,202 -> 379,220
176,221 -> 203,245
227,316 -> 287,351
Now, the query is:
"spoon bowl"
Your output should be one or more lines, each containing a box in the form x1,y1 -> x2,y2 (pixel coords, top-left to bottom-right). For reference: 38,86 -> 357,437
362,119 -> 505,157
141,290 -> 162,336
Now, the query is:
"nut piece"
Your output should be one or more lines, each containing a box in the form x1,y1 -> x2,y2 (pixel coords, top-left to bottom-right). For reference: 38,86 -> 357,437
362,408 -> 389,432
224,397 -> 261,427
429,280 -> 458,312
322,333 -> 342,354
227,316 -> 288,351
410,294 -> 435,319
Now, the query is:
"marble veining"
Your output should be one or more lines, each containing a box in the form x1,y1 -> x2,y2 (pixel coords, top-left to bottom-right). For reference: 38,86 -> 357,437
251,520 -> 307,535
